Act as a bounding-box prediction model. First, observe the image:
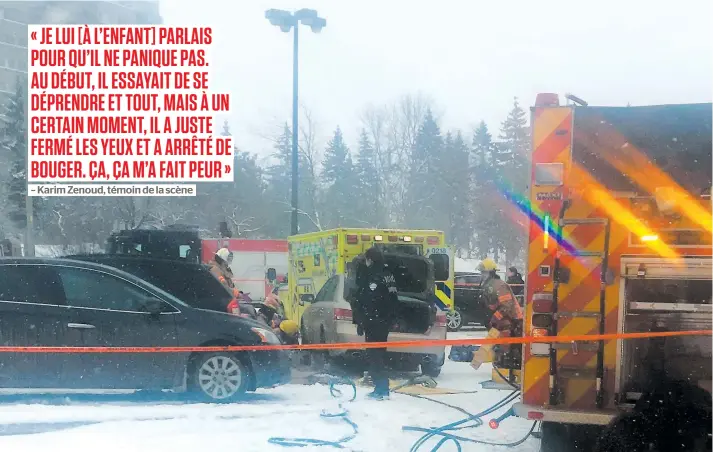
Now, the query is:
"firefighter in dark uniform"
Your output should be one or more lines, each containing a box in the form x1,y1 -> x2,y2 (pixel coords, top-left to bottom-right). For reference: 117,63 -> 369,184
351,247 -> 398,400
476,258 -> 524,371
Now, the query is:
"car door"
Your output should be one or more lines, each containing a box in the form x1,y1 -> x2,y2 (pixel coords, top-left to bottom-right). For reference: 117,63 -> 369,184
0,263 -> 84,389
55,265 -> 181,390
302,276 -> 338,343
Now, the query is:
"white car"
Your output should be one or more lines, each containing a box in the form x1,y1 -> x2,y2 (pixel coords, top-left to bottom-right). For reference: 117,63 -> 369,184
300,254 -> 447,377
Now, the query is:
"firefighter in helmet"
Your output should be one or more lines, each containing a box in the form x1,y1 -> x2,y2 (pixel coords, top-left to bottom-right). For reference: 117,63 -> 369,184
471,258 -> 524,371
210,247 -> 240,299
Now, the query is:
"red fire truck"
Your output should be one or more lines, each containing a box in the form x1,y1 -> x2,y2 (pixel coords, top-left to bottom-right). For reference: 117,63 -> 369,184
106,225 -> 288,302
512,94 -> 712,451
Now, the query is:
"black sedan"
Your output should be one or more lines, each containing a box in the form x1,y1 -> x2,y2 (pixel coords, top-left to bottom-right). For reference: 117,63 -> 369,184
0,258 -> 291,402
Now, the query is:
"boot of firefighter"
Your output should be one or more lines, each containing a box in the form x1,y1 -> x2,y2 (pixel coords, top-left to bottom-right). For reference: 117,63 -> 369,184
470,328 -> 500,370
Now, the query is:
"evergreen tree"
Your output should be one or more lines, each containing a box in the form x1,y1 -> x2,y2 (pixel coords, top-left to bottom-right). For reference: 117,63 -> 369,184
220,120 -> 231,137
354,129 -> 382,226
405,108 -> 442,228
447,131 -> 472,253
471,121 -> 499,258
321,126 -> 355,227
495,98 -> 530,265
263,124 -> 294,238
1,79 -> 41,232
498,97 -> 529,193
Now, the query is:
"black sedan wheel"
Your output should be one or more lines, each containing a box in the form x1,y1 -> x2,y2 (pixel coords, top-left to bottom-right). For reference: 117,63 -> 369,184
192,353 -> 249,402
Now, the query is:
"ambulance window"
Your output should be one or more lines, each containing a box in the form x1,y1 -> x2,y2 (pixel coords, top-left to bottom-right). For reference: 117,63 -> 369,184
535,163 -> 564,186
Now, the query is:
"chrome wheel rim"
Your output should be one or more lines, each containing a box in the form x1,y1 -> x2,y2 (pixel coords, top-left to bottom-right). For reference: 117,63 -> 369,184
198,355 -> 242,399
447,311 -> 462,329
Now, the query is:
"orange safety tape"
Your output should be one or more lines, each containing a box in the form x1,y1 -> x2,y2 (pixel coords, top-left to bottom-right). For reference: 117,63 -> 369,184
0,330 -> 708,353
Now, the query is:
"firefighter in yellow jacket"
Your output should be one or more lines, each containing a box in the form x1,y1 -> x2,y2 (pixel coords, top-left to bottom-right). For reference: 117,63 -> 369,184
471,258 -> 524,370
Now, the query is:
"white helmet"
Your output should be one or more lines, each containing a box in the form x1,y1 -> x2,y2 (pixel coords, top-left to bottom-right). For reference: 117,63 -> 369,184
216,247 -> 232,261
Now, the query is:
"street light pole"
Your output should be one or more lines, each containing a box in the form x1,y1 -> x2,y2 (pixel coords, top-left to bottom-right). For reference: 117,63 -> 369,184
265,8 -> 326,236
291,24 -> 299,236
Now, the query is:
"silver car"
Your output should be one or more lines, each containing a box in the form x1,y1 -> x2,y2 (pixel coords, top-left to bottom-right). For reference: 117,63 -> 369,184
300,255 -> 447,377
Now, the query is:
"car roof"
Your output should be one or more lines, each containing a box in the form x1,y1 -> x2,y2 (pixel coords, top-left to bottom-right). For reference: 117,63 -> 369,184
0,257 -> 189,306
66,254 -> 208,270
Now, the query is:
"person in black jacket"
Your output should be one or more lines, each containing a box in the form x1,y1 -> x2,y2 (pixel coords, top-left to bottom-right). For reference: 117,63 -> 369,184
352,246 -> 398,400
506,266 -> 525,298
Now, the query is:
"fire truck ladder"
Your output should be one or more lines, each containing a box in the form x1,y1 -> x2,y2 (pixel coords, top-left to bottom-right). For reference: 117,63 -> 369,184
549,199 -> 611,409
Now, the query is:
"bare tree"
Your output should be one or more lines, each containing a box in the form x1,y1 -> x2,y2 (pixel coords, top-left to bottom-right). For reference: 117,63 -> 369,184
113,197 -> 152,229
360,93 -> 434,226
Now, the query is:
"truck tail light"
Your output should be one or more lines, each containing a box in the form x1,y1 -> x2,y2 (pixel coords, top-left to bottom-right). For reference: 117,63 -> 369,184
532,328 -> 549,337
346,235 -> 358,244
334,308 -> 352,321
532,314 -> 553,329
527,411 -> 545,420
532,292 -> 554,313
435,313 -> 447,327
427,236 -> 439,245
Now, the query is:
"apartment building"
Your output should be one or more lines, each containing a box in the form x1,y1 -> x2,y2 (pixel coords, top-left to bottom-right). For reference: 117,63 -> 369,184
0,1 -> 162,107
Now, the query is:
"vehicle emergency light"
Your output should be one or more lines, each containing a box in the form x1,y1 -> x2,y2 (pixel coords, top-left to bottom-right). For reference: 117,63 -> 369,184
374,235 -> 383,241
427,236 -> 439,245
414,237 -> 424,243
402,236 -> 412,242
388,235 -> 398,242
641,234 -> 659,242
227,299 -> 240,315
361,234 -> 370,241
346,234 -> 358,244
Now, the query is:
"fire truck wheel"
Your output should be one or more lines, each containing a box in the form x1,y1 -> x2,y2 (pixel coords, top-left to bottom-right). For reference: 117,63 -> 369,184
189,352 -> 249,402
540,422 -> 600,452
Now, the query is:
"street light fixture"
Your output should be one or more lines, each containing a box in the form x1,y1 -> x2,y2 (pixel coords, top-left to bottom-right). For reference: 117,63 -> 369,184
265,8 -> 326,236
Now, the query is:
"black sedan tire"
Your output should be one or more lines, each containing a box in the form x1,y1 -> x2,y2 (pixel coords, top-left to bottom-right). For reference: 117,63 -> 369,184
191,352 -> 249,402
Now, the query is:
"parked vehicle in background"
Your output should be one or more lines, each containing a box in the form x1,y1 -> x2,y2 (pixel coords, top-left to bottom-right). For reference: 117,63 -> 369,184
105,225 -> 288,302
0,258 -> 291,401
449,272 -> 487,331
300,252 -> 447,377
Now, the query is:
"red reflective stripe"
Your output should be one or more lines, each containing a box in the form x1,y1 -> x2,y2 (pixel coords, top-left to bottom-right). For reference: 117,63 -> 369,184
498,294 -> 512,303
494,311 -> 504,320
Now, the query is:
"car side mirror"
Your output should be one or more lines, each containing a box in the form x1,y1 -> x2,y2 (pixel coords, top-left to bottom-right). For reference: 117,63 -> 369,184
142,297 -> 164,315
266,268 -> 277,281
300,294 -> 315,305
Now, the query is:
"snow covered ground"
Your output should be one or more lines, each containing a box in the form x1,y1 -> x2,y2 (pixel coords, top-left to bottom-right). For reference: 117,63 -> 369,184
0,329 -> 540,452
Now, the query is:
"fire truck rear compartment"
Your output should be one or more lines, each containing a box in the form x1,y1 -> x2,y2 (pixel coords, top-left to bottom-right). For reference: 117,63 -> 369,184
619,259 -> 712,402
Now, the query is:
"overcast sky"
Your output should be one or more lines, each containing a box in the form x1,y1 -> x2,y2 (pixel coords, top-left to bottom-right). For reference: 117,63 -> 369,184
160,0 -> 712,161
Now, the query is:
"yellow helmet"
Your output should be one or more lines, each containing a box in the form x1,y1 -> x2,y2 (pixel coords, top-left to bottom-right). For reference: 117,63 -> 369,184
279,319 -> 299,336
478,258 -> 498,272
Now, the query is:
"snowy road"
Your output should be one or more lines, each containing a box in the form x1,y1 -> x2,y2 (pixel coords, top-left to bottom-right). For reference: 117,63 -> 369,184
0,329 -> 540,452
